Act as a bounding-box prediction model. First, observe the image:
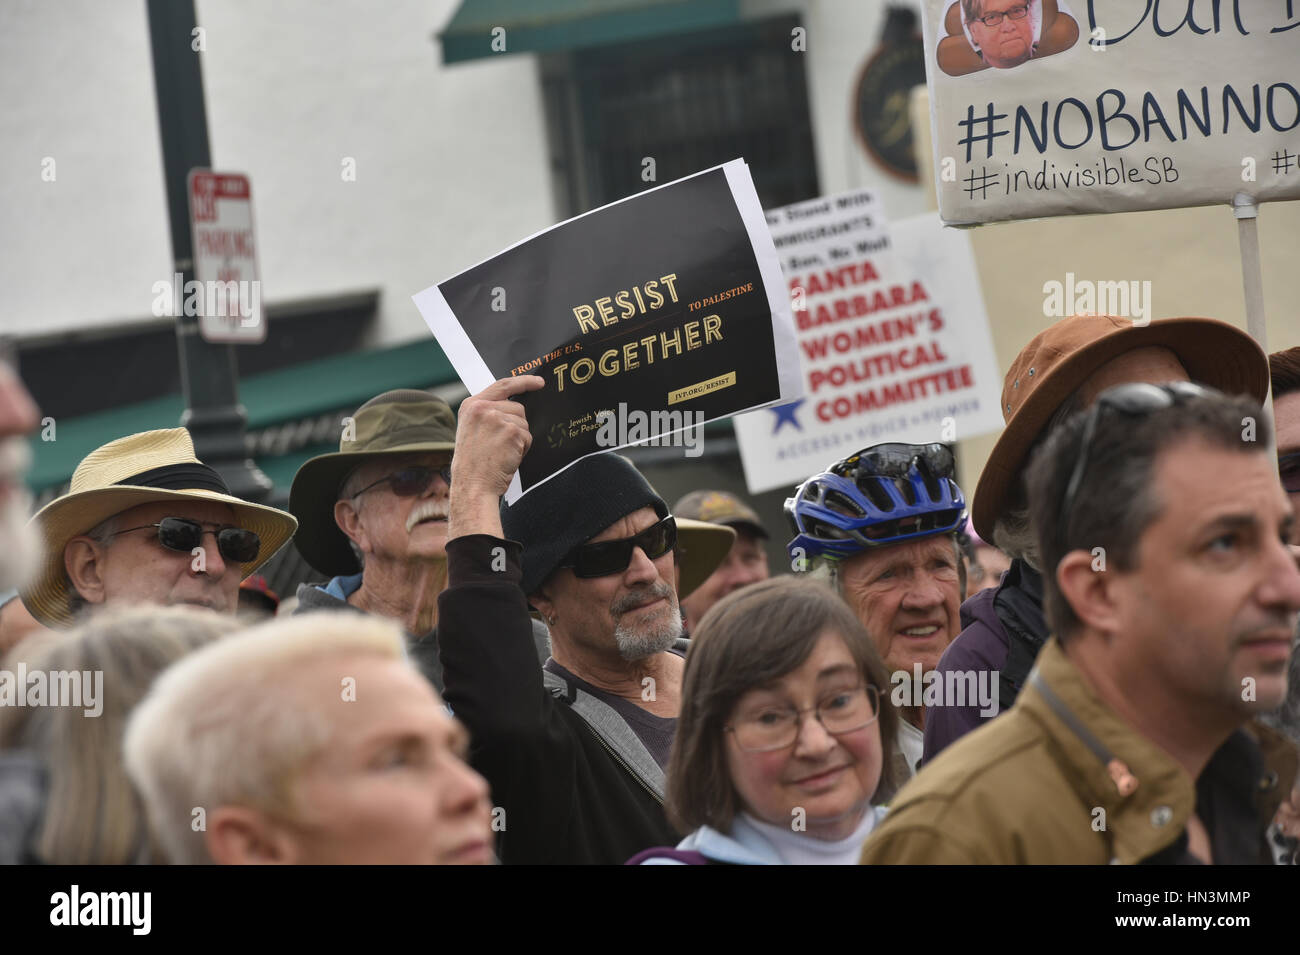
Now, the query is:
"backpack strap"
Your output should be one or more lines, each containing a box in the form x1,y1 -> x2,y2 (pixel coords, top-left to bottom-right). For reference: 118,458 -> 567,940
543,669 -> 666,799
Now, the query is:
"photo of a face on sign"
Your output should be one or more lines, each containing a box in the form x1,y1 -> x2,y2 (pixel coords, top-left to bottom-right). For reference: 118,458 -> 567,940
921,0 -> 1300,225
936,0 -> 1080,77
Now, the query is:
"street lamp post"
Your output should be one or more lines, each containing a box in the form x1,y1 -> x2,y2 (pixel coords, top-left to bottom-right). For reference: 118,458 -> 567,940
146,0 -> 270,501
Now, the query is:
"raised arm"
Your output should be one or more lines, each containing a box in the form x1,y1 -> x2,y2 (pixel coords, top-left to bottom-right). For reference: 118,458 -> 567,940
447,375 -> 541,540
439,376 -> 579,858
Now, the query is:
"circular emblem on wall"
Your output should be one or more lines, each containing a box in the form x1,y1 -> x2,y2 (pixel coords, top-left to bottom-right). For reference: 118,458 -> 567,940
854,10 -> 927,184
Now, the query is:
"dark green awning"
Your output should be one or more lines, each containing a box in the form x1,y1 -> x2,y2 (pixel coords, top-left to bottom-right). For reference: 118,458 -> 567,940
439,0 -> 741,64
28,338 -> 459,496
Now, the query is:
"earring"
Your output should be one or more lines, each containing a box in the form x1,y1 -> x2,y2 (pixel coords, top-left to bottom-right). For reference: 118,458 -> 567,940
545,614 -> 557,627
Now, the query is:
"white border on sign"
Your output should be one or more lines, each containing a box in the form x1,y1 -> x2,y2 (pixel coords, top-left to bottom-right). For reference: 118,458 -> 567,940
412,158 -> 803,503
721,161 -> 804,408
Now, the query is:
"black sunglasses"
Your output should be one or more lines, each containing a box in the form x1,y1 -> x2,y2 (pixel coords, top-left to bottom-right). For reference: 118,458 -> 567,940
1280,451 -> 1300,494
834,442 -> 956,482
559,515 -> 677,578
110,517 -> 261,564
1058,382 -> 1216,547
351,465 -> 452,499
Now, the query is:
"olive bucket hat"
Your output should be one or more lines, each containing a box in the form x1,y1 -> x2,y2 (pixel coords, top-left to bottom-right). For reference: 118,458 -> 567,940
289,389 -> 457,576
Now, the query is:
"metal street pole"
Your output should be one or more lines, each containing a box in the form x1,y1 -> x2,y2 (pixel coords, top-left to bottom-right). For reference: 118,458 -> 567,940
146,0 -> 270,501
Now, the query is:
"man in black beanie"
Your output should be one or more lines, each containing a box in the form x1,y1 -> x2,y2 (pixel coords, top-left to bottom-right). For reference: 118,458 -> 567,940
437,376 -> 731,864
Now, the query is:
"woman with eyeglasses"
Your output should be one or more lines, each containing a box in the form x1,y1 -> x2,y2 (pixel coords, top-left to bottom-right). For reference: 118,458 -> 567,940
633,575 -> 900,864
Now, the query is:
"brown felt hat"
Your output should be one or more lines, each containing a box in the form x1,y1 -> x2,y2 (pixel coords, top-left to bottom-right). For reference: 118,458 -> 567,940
22,428 -> 298,629
972,315 -> 1268,541
289,389 -> 456,576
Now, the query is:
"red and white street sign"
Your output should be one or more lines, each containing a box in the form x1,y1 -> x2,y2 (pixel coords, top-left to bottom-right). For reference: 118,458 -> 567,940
186,170 -> 265,343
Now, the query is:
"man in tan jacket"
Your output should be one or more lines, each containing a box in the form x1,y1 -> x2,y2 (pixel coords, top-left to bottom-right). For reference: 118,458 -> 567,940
861,383 -> 1299,864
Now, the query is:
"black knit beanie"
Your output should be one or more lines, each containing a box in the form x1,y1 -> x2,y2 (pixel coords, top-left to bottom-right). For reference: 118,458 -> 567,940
501,454 -> 668,596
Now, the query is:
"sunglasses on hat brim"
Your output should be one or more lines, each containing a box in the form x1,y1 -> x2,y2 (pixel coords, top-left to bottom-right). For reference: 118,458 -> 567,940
109,517 -> 261,564
834,443 -> 956,482
559,515 -> 677,578
1058,381 -> 1217,545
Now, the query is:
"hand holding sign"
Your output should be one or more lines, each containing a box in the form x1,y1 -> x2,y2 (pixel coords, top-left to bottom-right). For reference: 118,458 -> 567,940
414,159 -> 801,501
449,375 -> 544,540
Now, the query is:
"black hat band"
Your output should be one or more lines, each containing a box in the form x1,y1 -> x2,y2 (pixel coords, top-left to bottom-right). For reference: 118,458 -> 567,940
116,463 -> 231,495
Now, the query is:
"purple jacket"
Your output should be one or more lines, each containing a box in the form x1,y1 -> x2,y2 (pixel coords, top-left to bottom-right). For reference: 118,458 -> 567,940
921,559 -> 1047,765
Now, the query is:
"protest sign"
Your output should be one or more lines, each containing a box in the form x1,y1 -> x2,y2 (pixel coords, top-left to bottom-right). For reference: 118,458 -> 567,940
413,160 -> 801,500
920,0 -> 1300,225
734,200 -> 1003,495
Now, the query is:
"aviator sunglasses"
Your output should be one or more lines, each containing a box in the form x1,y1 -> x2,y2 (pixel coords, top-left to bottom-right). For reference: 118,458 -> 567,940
559,515 -> 677,578
109,517 -> 261,564
350,464 -> 452,499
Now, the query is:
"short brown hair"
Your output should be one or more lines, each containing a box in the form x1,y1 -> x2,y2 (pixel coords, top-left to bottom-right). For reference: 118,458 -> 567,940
665,575 -> 899,835
1270,346 -> 1300,401
1028,388 -> 1268,638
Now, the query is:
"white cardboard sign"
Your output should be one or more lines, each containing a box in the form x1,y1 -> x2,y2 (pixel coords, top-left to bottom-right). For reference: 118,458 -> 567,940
920,0 -> 1300,224
734,202 -> 1003,495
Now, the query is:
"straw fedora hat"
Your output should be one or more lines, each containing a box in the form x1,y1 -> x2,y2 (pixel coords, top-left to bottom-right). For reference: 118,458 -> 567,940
971,314 -> 1268,540
23,428 -> 298,629
289,389 -> 457,577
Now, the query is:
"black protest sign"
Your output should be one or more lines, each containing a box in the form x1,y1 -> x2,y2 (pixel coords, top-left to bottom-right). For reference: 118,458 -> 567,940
416,161 -> 798,497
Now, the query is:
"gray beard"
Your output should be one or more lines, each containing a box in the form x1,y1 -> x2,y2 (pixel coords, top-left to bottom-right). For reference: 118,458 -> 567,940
0,485 -> 40,593
611,584 -> 682,661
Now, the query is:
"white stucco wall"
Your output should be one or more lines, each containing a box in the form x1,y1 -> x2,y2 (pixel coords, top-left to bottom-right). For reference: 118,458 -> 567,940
0,0 -> 555,347
0,0 -> 169,339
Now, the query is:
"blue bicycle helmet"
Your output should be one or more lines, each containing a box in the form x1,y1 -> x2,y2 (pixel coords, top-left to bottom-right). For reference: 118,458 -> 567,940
785,442 -> 967,565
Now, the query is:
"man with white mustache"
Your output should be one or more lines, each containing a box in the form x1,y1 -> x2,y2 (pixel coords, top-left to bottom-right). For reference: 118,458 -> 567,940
289,389 -> 549,690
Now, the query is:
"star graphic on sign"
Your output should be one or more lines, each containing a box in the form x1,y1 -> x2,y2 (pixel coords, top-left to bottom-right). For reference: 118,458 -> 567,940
770,399 -> 805,434
897,236 -> 944,278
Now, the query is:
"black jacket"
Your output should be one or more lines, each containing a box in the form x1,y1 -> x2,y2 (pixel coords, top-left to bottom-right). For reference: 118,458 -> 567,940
437,534 -> 682,864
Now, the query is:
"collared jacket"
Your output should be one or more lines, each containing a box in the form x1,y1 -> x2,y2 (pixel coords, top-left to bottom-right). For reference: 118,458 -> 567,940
437,534 -> 683,865
861,638 -> 1297,865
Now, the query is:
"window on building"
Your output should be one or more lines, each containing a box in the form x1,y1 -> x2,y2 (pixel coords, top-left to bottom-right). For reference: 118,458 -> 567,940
541,15 -> 820,218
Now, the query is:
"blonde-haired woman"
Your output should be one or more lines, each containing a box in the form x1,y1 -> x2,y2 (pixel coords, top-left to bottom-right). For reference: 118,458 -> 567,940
0,605 -> 237,863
